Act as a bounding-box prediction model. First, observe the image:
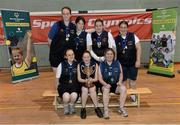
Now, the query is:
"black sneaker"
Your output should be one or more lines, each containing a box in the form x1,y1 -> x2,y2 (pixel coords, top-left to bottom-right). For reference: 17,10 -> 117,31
95,107 -> 103,118
80,108 -> 86,119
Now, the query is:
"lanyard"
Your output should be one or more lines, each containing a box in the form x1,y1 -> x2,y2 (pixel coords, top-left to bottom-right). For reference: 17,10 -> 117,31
96,32 -> 103,48
121,32 -> 129,49
65,23 -> 70,41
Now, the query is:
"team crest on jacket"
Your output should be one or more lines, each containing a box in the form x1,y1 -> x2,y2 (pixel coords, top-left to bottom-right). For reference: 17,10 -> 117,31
79,38 -> 84,43
102,37 -> 107,43
127,41 -> 133,45
118,42 -> 121,46
70,29 -> 75,34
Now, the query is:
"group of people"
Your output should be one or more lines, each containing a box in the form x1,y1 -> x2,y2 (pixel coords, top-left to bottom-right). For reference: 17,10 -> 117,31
48,6 -> 141,119
150,34 -> 174,68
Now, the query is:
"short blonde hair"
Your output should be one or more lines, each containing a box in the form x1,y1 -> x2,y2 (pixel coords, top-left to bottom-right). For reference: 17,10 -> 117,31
12,47 -> 23,56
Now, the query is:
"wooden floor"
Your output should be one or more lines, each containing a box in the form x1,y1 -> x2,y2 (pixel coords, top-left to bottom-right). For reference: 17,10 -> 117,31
0,65 -> 180,124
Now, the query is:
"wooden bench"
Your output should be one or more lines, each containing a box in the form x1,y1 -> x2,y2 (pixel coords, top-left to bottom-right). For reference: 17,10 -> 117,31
43,87 -> 152,110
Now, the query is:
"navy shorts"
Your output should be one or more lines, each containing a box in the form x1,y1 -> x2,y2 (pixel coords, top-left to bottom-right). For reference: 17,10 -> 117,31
109,84 -> 117,93
122,66 -> 138,81
57,83 -> 80,98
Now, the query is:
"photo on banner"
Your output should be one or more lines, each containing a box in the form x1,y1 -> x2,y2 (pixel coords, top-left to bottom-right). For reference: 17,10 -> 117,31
1,9 -> 39,83
148,7 -> 177,77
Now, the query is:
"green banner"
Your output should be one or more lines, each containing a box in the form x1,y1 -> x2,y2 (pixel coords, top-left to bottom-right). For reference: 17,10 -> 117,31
1,9 -> 39,83
148,8 -> 177,77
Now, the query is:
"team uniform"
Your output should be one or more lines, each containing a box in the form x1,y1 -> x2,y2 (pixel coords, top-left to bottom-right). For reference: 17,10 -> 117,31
79,60 -> 96,88
48,21 -> 76,67
87,31 -> 116,63
99,60 -> 121,93
115,32 -> 139,81
12,61 -> 28,76
74,31 -> 87,63
56,60 -> 80,97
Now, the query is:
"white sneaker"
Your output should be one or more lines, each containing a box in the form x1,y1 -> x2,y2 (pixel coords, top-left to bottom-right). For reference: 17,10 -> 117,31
64,104 -> 69,115
77,97 -> 81,104
118,108 -> 128,117
69,104 -> 75,114
130,94 -> 136,102
103,109 -> 110,119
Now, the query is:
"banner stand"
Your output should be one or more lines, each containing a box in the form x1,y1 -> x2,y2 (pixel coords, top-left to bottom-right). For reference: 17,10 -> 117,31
1,9 -> 39,83
148,7 -> 177,78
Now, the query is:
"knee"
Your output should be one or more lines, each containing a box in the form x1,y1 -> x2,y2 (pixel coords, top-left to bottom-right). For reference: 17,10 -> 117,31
63,93 -> 70,102
129,80 -> 136,87
71,92 -> 78,99
102,87 -> 110,94
120,85 -> 127,94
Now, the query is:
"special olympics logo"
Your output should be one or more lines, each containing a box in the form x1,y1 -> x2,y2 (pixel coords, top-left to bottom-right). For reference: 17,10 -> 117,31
14,12 -> 19,18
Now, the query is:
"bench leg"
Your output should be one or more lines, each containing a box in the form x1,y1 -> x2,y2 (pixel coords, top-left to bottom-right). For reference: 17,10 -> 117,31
54,96 -> 58,110
137,94 -> 140,108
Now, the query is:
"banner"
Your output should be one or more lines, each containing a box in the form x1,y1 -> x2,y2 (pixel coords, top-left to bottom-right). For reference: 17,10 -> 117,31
148,8 -> 177,77
0,11 -> 152,44
1,9 -> 39,83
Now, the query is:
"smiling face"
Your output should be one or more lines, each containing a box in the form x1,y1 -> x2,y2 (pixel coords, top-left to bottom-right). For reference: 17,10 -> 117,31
95,21 -> 103,34
12,48 -> 23,64
62,8 -> 71,22
76,20 -> 85,31
119,23 -> 128,36
82,52 -> 91,64
105,49 -> 114,62
65,49 -> 74,62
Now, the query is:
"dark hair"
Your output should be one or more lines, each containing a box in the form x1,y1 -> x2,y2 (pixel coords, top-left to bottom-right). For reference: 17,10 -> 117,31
82,50 -> 91,57
94,18 -> 104,26
75,16 -> 85,25
104,48 -> 115,60
64,48 -> 74,56
118,20 -> 128,27
61,6 -> 71,14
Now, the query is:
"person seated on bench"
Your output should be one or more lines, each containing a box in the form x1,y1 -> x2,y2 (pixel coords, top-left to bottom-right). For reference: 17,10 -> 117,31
99,48 -> 128,119
56,49 -> 80,115
77,51 -> 103,119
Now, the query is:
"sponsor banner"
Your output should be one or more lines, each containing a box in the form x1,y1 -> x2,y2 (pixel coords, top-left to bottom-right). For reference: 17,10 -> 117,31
148,8 -> 177,77
0,12 -> 152,44
1,9 -> 39,83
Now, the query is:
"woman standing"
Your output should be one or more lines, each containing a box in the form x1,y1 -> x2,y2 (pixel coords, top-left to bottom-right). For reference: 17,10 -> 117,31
74,16 -> 87,63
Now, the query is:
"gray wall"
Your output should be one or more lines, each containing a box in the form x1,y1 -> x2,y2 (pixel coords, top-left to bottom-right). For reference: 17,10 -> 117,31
0,0 -> 179,67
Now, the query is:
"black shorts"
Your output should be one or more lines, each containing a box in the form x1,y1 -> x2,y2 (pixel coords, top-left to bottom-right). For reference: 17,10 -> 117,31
49,55 -> 63,67
57,83 -> 80,98
122,66 -> 138,81
109,84 -> 117,93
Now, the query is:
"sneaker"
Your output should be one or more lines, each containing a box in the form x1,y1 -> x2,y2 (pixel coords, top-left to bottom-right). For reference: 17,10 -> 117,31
103,109 -> 110,119
80,108 -> 86,119
118,108 -> 128,117
69,104 -> 75,114
130,94 -> 136,102
64,104 -> 69,115
95,107 -> 103,118
77,97 -> 81,104
57,96 -> 61,104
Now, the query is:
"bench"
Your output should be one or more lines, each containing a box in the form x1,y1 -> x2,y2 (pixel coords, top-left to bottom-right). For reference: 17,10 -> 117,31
43,87 -> 152,110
